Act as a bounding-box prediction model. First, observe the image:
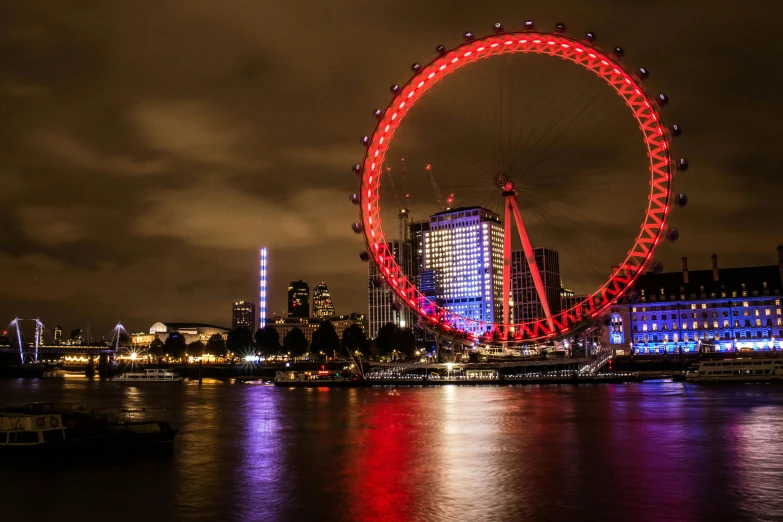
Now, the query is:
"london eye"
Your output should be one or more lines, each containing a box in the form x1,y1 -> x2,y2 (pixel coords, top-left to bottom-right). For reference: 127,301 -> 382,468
351,22 -> 688,344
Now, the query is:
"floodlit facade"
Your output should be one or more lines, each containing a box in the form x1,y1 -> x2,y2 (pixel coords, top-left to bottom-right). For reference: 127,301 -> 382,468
148,322 -> 230,345
421,207 -> 505,334
232,301 -> 256,332
52,326 -> 63,345
313,282 -> 336,318
271,315 -> 364,346
511,247 -> 563,323
604,250 -> 783,353
288,280 -> 310,318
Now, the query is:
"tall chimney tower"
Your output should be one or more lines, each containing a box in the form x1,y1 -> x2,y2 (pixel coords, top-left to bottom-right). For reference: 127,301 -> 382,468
712,254 -> 719,282
682,257 -> 689,284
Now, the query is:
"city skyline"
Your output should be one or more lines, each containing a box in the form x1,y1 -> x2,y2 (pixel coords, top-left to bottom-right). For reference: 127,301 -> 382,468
1,3 -> 781,336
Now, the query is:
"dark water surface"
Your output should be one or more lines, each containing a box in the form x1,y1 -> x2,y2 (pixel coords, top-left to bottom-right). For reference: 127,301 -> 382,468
2,378 -> 783,522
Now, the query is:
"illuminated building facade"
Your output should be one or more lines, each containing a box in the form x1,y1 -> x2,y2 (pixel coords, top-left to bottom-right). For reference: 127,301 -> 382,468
511,247 -> 563,323
232,301 -> 256,332
605,250 -> 783,353
259,247 -> 267,329
421,207 -> 504,334
288,280 -> 310,318
369,240 -> 413,339
148,322 -> 230,345
313,282 -> 336,318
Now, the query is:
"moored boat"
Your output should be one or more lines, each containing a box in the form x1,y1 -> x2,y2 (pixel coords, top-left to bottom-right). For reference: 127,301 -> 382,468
686,358 -> 783,383
1,403 -> 67,457
274,369 -> 366,387
113,368 -> 183,382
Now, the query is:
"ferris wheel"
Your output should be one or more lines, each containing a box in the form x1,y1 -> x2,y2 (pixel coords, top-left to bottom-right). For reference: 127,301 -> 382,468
351,22 -> 688,343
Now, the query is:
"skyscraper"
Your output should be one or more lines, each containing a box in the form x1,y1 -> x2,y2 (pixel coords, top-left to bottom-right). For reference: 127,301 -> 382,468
369,240 -> 413,338
232,301 -> 256,332
421,207 -> 505,334
408,220 -> 430,279
288,280 -> 310,318
511,247 -> 563,323
313,282 -> 336,318
259,247 -> 268,330
53,326 -> 63,345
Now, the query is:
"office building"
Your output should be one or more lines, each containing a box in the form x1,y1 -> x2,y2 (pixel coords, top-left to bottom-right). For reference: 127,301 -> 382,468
232,301 -> 256,332
313,282 -> 336,318
421,207 -> 505,334
409,220 -> 430,279
288,280 -> 310,318
368,240 -> 413,339
604,250 -> 783,353
53,326 -> 63,345
511,247 -> 563,323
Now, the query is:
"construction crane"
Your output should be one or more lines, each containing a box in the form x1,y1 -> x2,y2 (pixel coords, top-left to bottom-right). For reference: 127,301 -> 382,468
425,164 -> 454,211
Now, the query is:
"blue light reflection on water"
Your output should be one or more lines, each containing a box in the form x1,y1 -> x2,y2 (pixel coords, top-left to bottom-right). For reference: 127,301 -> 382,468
1,379 -> 783,522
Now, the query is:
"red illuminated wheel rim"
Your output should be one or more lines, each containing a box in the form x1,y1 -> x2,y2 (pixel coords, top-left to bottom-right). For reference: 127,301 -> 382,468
357,31 -> 675,342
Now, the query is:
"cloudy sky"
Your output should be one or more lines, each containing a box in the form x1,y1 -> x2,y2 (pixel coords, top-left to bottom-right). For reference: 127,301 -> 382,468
1,1 -> 781,338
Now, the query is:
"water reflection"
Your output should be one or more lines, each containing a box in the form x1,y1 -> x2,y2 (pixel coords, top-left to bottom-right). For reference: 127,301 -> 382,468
1,379 -> 783,521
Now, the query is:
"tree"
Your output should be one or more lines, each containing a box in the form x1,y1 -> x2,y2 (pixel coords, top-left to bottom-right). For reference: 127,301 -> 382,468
398,328 -> 416,358
188,340 -> 205,357
376,322 -> 398,358
206,333 -> 227,356
342,324 -> 368,356
227,328 -> 252,354
149,338 -> 165,356
283,327 -> 308,357
164,332 -> 187,359
310,320 -> 340,359
255,326 -> 281,353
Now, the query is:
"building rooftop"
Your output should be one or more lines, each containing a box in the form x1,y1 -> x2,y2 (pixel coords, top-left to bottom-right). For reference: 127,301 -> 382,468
631,264 -> 782,301
153,322 -> 231,331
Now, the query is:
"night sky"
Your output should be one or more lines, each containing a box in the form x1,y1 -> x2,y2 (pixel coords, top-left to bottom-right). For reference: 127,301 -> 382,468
1,1 -> 781,337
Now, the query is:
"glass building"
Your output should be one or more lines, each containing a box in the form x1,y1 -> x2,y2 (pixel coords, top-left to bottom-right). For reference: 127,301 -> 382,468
511,247 -> 563,323
368,240 -> 413,339
288,280 -> 310,319
421,207 -> 505,334
313,282 -> 336,318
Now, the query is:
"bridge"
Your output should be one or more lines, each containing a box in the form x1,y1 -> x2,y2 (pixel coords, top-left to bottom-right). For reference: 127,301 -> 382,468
4,318 -> 126,363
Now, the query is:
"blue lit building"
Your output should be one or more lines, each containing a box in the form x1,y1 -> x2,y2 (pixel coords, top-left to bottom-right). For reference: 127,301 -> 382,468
605,250 -> 783,354
421,207 -> 505,334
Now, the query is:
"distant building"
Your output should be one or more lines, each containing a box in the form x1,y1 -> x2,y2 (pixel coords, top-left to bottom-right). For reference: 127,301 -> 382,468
52,326 -> 63,345
369,240 -> 413,339
69,329 -> 84,346
232,301 -> 256,332
511,247 -> 563,323
148,322 -> 230,345
422,207 -> 505,334
288,280 -> 310,318
271,315 -> 363,347
603,250 -> 783,353
313,282 -> 336,318
560,287 -> 587,313
409,220 -> 430,280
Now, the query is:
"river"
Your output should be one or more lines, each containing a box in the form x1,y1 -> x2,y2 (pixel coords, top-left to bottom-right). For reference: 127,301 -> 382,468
2,378 -> 782,521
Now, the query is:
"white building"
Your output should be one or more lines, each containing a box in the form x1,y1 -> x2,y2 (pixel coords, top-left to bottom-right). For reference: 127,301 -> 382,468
368,240 -> 413,339
147,322 -> 230,345
422,207 -> 505,334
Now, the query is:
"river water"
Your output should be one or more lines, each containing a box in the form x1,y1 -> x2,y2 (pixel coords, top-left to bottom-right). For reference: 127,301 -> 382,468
2,378 -> 783,522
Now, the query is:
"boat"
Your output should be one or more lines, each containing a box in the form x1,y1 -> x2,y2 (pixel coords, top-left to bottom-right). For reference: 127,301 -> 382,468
685,358 -> 783,383
0,403 -> 67,456
112,368 -> 183,382
274,369 -> 366,387
88,408 -> 178,448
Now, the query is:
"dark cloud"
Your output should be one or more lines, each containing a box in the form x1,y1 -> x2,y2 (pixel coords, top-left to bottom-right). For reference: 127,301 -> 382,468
1,1 -> 782,336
